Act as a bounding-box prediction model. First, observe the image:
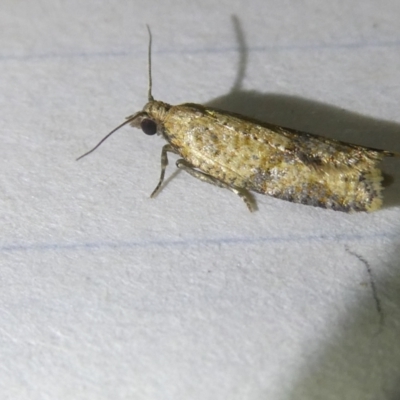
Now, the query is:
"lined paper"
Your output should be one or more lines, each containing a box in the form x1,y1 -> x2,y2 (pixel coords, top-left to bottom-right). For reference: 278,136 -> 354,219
1,1 -> 400,399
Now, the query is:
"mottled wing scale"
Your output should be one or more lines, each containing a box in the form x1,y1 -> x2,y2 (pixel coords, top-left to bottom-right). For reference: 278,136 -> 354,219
159,103 -> 390,212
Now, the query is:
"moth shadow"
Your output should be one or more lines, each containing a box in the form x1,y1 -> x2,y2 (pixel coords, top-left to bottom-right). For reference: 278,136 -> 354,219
205,90 -> 400,209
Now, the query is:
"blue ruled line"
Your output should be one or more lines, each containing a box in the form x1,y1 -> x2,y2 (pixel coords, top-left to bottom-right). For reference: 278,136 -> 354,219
0,230 -> 398,253
1,38 -> 400,62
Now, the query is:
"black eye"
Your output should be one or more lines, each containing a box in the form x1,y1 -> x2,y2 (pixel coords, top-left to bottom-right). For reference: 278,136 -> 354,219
140,119 -> 157,135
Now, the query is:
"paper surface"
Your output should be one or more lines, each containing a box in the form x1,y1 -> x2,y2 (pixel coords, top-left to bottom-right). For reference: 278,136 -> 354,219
1,1 -> 400,399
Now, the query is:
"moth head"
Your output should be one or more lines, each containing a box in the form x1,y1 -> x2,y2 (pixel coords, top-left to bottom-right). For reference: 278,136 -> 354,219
127,100 -> 171,136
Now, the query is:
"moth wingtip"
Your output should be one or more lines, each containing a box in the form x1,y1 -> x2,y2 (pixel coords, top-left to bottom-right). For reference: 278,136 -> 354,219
366,197 -> 383,212
383,150 -> 400,158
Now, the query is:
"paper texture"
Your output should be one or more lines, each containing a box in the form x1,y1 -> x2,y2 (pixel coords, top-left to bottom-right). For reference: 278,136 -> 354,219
1,1 -> 400,399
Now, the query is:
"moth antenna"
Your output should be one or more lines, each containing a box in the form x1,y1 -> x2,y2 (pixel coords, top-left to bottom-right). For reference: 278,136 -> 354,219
146,24 -> 154,102
76,113 -> 142,161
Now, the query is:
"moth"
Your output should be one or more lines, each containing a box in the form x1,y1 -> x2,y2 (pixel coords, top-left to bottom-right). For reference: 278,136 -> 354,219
78,27 -> 399,212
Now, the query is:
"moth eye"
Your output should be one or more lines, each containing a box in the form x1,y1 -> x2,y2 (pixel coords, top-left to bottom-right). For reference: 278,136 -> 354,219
140,119 -> 157,135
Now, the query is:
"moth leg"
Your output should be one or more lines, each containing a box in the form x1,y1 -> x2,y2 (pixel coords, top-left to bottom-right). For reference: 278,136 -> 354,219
176,159 -> 256,212
150,144 -> 178,198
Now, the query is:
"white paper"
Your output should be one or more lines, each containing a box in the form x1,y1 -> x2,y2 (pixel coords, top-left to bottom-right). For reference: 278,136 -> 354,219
1,1 -> 400,399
